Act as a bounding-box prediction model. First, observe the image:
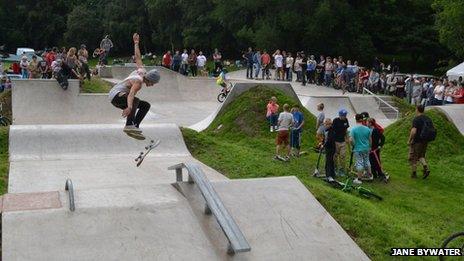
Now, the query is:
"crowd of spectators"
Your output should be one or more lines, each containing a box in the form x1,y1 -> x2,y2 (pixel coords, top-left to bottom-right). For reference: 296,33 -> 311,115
240,47 -> 464,105
161,48 -> 223,77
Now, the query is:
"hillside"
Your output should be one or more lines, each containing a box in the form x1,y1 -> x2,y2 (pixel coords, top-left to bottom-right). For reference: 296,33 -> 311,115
182,86 -> 464,260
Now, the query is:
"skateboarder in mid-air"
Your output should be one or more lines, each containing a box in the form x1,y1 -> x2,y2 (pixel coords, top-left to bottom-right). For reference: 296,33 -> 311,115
108,33 -> 160,139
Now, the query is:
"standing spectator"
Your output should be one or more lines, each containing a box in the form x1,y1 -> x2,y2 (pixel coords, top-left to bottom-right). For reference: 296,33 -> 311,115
181,49 -> 189,75
307,55 -> 317,84
333,109 -> 349,176
323,118 -> 337,182
57,47 -> 67,61
243,47 -> 254,79
188,49 -> 198,77
316,55 -> 325,85
12,62 -> 21,75
405,75 -> 414,103
261,50 -> 271,80
294,52 -> 302,82
411,78 -> 424,106
300,52 -> 307,86
290,105 -> 305,157
162,51 -> 172,69
266,96 -> 279,132
273,50 -> 284,80
432,80 -> 445,105
350,113 -> 373,184
28,55 -> 40,78
367,118 -> 388,181
0,60 -> 3,75
196,51 -> 207,76
274,104 -> 294,161
66,47 -> 81,79
452,82 -> 464,104
253,50 -> 261,79
444,81 -> 457,104
324,56 -> 334,87
367,69 -> 380,92
38,58 -> 48,79
20,55 -> 29,79
100,35 -> 114,64
213,48 -> 222,73
172,50 -> 182,72
285,52 -> 294,81
408,105 -> 434,179
78,44 -> 91,81
315,103 -> 325,150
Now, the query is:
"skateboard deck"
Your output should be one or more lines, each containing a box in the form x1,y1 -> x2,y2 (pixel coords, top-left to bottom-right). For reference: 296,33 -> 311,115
135,139 -> 161,167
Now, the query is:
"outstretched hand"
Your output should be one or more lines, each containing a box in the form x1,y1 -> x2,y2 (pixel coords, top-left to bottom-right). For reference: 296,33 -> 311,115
133,33 -> 140,45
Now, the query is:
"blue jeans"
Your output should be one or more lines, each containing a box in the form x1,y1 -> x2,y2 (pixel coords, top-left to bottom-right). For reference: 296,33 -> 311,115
324,73 -> 333,86
21,68 -> 29,79
254,63 -> 261,78
267,113 -> 278,128
246,63 -> 253,78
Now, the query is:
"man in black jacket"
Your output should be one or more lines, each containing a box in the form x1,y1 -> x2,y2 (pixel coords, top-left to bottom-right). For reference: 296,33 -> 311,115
323,118 -> 336,182
367,118 -> 389,182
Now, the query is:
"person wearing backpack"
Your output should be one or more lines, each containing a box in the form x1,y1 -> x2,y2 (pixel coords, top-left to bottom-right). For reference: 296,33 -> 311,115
408,105 -> 436,179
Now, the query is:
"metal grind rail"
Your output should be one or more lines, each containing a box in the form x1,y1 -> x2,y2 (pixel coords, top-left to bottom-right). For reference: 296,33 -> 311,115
168,162 -> 251,255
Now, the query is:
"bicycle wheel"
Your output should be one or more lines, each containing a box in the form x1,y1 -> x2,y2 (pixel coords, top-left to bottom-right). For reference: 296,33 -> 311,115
217,92 -> 226,103
440,232 -> 464,261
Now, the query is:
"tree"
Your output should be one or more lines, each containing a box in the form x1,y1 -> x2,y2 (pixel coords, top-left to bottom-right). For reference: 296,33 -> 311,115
434,0 -> 464,58
65,5 -> 103,50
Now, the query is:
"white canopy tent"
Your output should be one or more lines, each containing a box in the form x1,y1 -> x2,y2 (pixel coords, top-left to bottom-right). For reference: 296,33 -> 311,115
447,61 -> 464,81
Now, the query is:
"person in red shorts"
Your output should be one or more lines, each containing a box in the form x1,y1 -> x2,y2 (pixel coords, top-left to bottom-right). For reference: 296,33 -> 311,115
274,104 -> 294,161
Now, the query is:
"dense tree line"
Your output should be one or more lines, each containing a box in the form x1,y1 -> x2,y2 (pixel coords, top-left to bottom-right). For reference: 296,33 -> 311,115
0,0 -> 462,72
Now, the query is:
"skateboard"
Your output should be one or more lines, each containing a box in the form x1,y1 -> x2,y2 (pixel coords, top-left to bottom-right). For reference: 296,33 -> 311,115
135,139 -> 161,167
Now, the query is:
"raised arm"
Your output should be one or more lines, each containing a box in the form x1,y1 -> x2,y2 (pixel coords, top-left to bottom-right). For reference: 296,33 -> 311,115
132,33 -> 143,68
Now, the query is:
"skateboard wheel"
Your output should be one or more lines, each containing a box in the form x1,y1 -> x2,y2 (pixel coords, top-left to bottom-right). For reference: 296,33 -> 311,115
140,152 -> 143,155
151,140 -> 154,143
145,146 -> 149,150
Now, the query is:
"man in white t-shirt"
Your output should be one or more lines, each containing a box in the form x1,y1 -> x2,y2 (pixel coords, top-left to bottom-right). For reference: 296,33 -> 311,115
433,80 -> 445,105
273,49 -> 284,80
196,51 -> 207,76
181,49 -> 189,75
274,104 -> 294,161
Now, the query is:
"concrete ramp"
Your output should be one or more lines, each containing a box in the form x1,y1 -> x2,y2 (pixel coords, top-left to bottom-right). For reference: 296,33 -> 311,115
432,104 -> 464,135
2,177 -> 369,261
190,82 -> 299,131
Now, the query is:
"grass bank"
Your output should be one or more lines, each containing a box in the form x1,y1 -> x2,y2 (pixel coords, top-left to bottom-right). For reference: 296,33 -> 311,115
182,85 -> 464,260
81,77 -> 112,93
0,90 -> 11,195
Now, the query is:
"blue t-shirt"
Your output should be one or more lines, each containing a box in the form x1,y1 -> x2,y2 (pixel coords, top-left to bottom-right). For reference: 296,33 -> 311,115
350,124 -> 372,152
292,111 -> 304,131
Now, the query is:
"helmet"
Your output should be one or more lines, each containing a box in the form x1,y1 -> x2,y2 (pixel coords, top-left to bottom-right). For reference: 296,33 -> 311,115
338,109 -> 348,117
145,69 -> 160,84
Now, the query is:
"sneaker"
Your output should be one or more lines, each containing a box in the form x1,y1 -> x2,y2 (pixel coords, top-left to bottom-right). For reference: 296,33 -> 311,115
327,176 -> 335,182
270,126 -> 273,132
273,155 -> 279,160
123,125 -> 142,134
284,156 -> 290,161
423,170 -> 430,179
361,174 -> 374,181
353,178 -> 362,185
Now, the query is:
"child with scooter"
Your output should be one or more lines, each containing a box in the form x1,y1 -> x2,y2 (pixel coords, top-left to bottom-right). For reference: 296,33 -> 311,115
367,118 -> 389,182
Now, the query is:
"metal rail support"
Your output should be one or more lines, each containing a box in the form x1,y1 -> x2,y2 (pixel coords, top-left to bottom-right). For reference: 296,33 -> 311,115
65,179 -> 75,212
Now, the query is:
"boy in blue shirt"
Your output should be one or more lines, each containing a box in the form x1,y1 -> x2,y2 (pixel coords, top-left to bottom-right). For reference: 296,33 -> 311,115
290,105 -> 305,157
350,113 -> 373,184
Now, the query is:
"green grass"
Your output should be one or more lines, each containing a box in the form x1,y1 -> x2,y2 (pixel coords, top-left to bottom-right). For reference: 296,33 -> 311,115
181,85 -> 464,260
81,77 -> 112,93
0,90 -> 11,195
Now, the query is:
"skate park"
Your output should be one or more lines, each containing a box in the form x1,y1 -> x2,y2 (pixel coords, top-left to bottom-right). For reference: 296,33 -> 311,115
1,66 -> 377,260
1,63 -> 463,260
